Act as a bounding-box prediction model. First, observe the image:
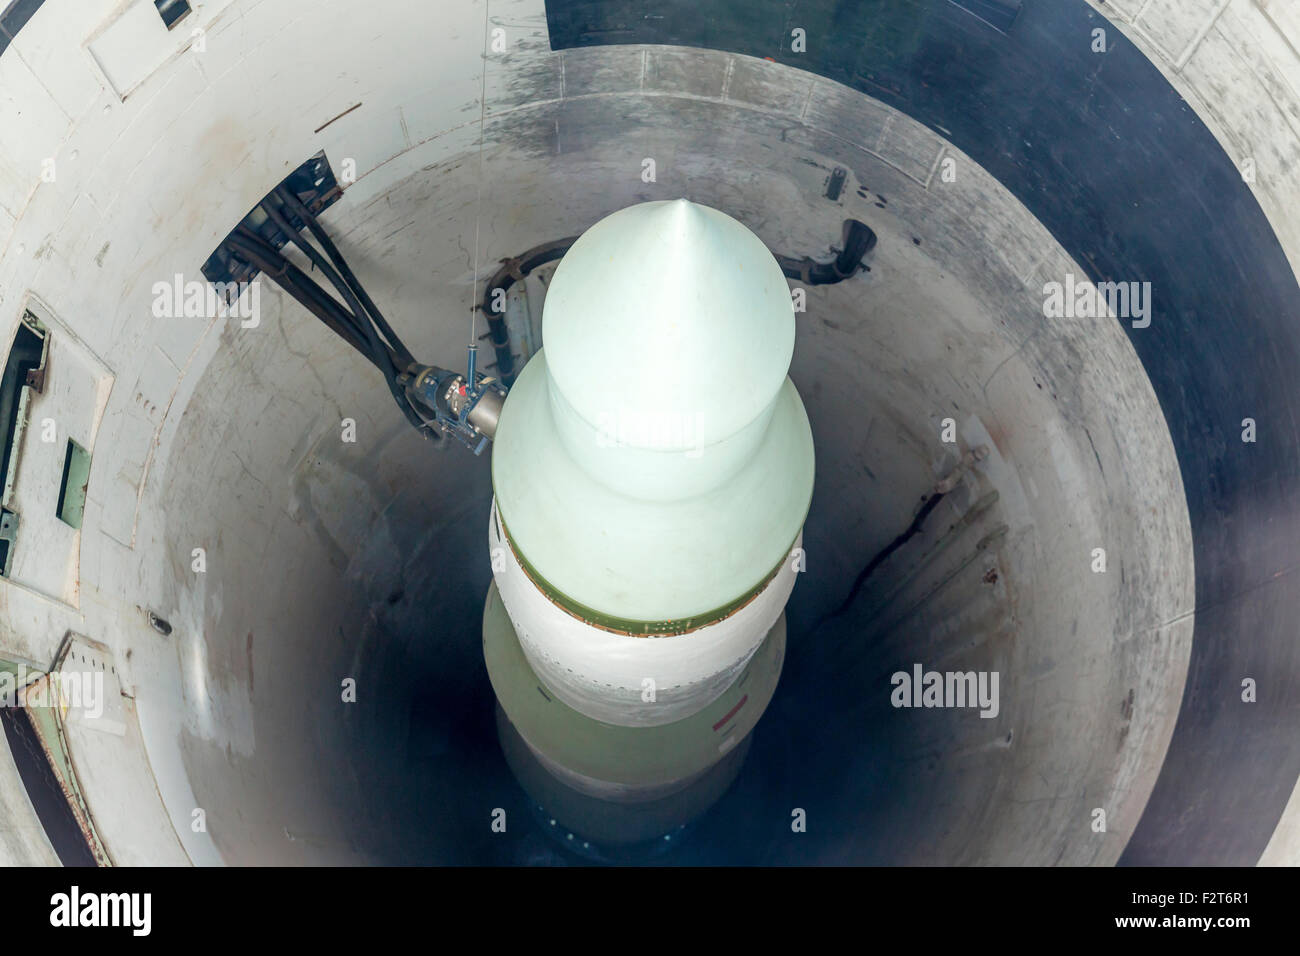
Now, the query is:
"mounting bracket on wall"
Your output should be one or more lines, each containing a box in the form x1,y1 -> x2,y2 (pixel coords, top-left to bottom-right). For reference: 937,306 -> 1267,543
204,152 -> 506,453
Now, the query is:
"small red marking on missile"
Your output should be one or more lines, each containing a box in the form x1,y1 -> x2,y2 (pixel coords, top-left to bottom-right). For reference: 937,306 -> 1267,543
713,694 -> 748,731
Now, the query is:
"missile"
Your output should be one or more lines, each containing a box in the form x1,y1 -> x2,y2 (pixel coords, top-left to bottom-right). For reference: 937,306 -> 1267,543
482,198 -> 815,848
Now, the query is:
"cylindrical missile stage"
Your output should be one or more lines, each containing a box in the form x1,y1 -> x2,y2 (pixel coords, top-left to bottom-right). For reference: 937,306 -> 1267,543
483,198 -> 815,847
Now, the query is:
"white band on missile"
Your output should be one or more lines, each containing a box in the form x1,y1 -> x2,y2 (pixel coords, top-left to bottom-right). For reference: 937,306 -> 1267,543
490,498 -> 800,727
484,581 -> 787,804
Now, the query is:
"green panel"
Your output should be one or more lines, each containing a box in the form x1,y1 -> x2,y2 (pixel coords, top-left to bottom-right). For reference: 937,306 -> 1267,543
0,655 -> 40,706
56,438 -> 91,530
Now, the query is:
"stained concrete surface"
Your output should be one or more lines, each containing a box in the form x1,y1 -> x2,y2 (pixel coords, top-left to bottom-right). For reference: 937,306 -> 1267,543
0,0 -> 1291,865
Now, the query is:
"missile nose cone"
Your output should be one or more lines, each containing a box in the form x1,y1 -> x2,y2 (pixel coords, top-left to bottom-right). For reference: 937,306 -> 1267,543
490,199 -> 814,627
542,199 -> 796,454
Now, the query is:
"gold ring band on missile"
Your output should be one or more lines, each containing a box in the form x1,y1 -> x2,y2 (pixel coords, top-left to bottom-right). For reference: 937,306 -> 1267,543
496,510 -> 793,637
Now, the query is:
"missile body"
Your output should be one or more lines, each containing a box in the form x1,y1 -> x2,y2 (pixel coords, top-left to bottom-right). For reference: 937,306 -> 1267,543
483,199 -> 815,845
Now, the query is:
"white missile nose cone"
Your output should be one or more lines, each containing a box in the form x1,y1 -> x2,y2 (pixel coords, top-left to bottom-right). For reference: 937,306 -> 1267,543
542,198 -> 796,468
491,199 -> 814,628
